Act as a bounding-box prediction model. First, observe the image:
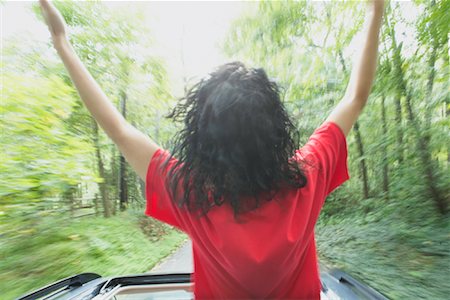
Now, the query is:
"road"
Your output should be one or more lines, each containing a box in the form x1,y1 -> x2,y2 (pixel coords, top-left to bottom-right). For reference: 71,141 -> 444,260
149,240 -> 193,273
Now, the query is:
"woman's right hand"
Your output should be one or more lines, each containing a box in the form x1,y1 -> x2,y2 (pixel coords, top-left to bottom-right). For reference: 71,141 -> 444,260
39,0 -> 69,47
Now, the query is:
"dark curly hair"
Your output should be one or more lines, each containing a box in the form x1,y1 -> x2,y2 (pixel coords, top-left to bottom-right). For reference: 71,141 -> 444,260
165,61 -> 307,217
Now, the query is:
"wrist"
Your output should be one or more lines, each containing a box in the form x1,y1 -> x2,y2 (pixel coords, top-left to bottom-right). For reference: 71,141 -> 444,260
368,3 -> 385,17
366,8 -> 384,24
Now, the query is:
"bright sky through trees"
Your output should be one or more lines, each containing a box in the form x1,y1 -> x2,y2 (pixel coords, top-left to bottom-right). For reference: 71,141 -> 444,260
1,1 -> 253,96
2,1 -> 422,95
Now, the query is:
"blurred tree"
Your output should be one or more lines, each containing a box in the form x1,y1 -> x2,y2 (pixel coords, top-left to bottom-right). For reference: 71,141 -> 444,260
0,74 -> 95,217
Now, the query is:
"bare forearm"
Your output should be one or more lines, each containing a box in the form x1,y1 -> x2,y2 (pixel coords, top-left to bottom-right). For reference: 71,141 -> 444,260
55,39 -> 126,141
39,0 -> 159,181
326,2 -> 384,136
345,7 -> 383,102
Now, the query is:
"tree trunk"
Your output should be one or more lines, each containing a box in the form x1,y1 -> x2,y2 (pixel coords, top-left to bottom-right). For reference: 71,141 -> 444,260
447,97 -> 450,169
119,155 -> 128,211
119,91 -> 128,211
390,25 -> 448,214
338,50 -> 370,199
403,87 -> 447,214
354,122 -> 370,199
94,193 -> 99,216
387,17 -> 404,164
109,146 -> 117,215
140,179 -> 146,199
424,26 -> 437,150
393,92 -> 403,164
381,95 -> 389,198
63,186 -> 76,217
425,44 -> 437,129
92,119 -> 112,218
444,32 -> 450,169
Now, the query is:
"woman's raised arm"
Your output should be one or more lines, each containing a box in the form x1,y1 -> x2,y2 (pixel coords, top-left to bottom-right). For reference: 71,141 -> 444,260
326,0 -> 385,136
39,0 -> 159,181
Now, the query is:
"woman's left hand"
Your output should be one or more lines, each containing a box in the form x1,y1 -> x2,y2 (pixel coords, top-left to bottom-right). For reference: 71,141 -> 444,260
39,0 -> 68,46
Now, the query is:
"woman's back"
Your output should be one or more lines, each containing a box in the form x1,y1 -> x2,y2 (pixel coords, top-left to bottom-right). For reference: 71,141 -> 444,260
145,122 -> 349,299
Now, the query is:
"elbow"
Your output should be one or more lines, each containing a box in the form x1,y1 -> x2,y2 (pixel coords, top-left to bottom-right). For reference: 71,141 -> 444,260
108,121 -> 132,144
352,96 -> 369,109
344,92 -> 369,109
344,82 -> 373,106
353,85 -> 375,104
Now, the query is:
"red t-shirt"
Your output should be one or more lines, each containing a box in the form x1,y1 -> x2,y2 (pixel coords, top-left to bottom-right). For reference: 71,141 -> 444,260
145,121 -> 349,299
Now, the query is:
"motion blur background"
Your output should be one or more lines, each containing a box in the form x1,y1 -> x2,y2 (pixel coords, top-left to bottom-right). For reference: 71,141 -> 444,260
1,1 -> 449,299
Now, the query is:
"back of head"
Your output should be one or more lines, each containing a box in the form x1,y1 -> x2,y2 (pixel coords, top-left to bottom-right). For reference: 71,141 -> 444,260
167,61 -> 307,216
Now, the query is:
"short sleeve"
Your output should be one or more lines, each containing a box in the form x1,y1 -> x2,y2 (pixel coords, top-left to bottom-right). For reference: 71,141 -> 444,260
297,122 -> 350,195
145,148 -> 185,231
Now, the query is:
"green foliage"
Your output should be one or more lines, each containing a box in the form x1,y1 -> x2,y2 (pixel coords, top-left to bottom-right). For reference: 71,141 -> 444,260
316,214 -> 450,299
416,0 -> 449,49
0,74 -> 95,211
0,213 -> 187,300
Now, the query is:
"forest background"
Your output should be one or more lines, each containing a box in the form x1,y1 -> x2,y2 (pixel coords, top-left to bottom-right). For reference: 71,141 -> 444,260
1,1 -> 448,299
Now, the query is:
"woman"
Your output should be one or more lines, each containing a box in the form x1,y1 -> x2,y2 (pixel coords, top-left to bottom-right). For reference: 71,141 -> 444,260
39,0 -> 384,298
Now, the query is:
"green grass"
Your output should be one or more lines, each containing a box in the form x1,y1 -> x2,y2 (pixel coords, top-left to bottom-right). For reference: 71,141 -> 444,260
0,212 -> 188,300
316,214 -> 450,299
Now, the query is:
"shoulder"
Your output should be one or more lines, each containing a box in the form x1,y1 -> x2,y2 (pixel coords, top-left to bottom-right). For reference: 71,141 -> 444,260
311,121 -> 346,140
146,149 -> 179,182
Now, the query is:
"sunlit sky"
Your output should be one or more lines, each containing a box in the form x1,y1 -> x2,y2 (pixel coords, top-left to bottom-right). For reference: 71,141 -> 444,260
2,1 -> 421,96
